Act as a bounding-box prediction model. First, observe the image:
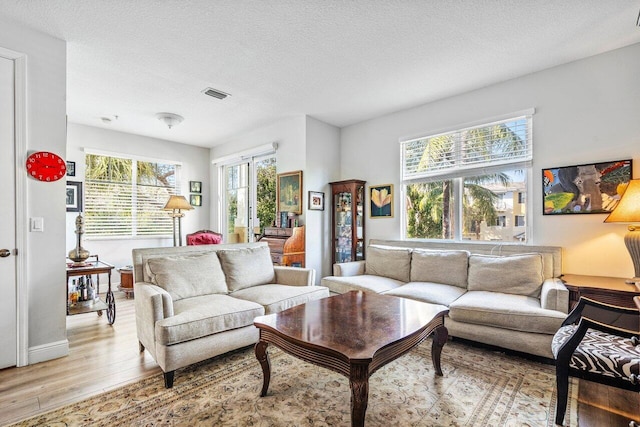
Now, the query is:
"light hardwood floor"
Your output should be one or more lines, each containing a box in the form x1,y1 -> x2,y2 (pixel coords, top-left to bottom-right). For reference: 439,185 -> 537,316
0,292 -> 637,426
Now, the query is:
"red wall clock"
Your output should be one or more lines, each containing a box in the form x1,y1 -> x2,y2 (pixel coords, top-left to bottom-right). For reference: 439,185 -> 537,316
26,151 -> 67,182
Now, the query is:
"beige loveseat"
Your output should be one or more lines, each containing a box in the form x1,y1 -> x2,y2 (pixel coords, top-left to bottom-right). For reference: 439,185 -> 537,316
321,240 -> 568,359
133,242 -> 329,387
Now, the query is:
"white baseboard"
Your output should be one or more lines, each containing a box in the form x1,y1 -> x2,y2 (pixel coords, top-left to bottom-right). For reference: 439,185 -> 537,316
28,339 -> 69,365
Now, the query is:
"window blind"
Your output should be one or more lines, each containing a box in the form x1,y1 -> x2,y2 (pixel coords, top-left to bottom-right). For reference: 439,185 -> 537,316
401,116 -> 532,181
84,154 -> 178,237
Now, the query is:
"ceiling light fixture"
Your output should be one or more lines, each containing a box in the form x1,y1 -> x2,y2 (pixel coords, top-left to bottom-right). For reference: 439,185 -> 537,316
156,112 -> 184,129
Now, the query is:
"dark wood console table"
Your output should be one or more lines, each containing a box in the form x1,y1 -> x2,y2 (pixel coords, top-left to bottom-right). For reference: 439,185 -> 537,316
562,274 -> 640,310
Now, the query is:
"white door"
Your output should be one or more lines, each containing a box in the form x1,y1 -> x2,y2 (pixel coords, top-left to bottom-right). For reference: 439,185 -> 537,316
0,56 -> 17,369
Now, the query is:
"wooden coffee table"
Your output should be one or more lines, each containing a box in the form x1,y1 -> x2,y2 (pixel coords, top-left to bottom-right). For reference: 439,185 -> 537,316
253,290 -> 449,427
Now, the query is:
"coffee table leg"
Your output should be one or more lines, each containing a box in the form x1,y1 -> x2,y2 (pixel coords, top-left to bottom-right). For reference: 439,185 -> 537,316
431,325 -> 448,376
349,364 -> 369,427
255,340 -> 271,397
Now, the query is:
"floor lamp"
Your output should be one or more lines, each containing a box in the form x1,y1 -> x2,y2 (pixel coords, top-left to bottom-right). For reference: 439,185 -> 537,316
604,179 -> 640,284
163,195 -> 194,246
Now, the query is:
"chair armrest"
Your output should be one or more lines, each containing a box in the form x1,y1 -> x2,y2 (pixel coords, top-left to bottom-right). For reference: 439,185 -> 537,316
333,261 -> 365,277
134,282 -> 174,354
273,266 -> 316,286
540,278 -> 569,313
562,296 -> 639,332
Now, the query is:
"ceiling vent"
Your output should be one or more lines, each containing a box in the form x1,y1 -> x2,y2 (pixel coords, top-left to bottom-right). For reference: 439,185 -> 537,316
202,87 -> 230,100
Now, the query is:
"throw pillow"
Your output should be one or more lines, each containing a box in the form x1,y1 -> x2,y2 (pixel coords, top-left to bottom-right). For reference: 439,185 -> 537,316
217,245 -> 275,292
365,245 -> 412,282
410,249 -> 470,288
467,253 -> 544,297
145,252 -> 227,301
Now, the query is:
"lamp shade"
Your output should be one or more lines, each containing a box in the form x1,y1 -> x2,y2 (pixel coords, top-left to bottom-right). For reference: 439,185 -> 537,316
604,179 -> 640,223
604,179 -> 640,284
163,195 -> 193,211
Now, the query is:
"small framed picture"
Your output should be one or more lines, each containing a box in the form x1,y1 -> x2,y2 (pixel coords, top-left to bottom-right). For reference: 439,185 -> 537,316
66,161 -> 76,177
189,181 -> 202,193
190,194 -> 202,207
66,181 -> 82,212
277,170 -> 303,214
370,184 -> 393,218
308,191 -> 325,211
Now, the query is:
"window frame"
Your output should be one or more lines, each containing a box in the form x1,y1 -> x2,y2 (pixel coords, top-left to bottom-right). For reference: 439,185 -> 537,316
400,111 -> 533,243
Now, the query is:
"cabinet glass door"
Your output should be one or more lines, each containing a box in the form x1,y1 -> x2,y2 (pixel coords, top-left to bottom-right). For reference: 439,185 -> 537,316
335,191 -> 353,263
355,184 -> 364,260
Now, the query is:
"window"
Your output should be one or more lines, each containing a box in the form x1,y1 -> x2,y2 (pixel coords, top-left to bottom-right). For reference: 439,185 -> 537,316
515,215 -> 525,227
402,114 -> 532,242
84,153 -> 179,237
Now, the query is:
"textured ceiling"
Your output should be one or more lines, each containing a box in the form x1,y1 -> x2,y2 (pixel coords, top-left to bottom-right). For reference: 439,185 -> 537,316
1,1 -> 640,148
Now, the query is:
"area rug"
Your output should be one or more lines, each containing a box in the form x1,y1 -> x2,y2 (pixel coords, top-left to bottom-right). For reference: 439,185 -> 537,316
10,340 -> 577,426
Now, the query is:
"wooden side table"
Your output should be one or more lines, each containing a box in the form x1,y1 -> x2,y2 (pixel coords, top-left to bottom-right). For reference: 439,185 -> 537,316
118,267 -> 134,298
562,274 -> 640,310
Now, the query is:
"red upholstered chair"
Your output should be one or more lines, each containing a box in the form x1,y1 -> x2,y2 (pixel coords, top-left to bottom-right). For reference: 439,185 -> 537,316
186,230 -> 223,246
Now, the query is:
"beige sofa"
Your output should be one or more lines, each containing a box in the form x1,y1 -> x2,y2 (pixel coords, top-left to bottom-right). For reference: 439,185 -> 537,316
132,242 -> 329,387
321,239 -> 568,359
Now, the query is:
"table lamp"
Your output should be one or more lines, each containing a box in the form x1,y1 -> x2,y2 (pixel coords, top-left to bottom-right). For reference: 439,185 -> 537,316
604,179 -> 640,284
163,195 -> 194,246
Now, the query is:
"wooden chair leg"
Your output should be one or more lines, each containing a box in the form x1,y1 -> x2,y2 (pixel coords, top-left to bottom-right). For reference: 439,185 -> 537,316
555,364 -> 570,425
164,371 -> 175,388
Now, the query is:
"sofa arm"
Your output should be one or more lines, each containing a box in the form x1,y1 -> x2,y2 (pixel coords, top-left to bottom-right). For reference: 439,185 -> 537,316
333,261 -> 365,277
273,266 -> 316,286
540,278 -> 569,313
134,282 -> 174,355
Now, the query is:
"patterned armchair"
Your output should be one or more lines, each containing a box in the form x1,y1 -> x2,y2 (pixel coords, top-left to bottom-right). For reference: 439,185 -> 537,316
186,230 -> 223,246
552,297 -> 639,426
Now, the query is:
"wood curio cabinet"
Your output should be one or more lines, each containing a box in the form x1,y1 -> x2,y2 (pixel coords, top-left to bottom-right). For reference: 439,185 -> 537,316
330,180 -> 366,264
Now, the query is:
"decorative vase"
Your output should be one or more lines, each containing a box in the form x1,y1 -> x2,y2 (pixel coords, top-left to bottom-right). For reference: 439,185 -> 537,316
68,213 -> 90,264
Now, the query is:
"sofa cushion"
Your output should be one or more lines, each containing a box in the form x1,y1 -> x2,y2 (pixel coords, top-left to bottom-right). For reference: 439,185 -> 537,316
448,291 -> 566,334
467,253 -> 544,297
410,249 -> 469,288
217,246 -> 275,292
145,252 -> 227,301
155,294 -> 264,346
321,275 -> 404,295
232,284 -> 330,314
365,245 -> 412,282
383,282 -> 467,306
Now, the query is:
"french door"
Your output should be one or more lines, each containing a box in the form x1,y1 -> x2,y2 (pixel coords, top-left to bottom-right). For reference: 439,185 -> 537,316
223,154 -> 276,242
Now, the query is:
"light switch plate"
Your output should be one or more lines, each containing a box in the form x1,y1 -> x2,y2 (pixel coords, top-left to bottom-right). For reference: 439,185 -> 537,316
30,217 -> 44,232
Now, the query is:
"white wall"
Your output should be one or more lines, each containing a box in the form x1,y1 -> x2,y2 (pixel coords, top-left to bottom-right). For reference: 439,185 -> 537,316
341,42 -> 640,278
305,116 -> 341,281
66,123 -> 211,284
0,19 -> 68,362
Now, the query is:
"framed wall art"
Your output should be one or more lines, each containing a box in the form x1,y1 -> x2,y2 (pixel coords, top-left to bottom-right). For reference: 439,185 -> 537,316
66,181 -> 83,212
370,184 -> 393,218
277,170 -> 303,214
190,194 -> 202,207
66,161 -> 76,177
308,191 -> 325,211
189,181 -> 202,193
542,159 -> 632,215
